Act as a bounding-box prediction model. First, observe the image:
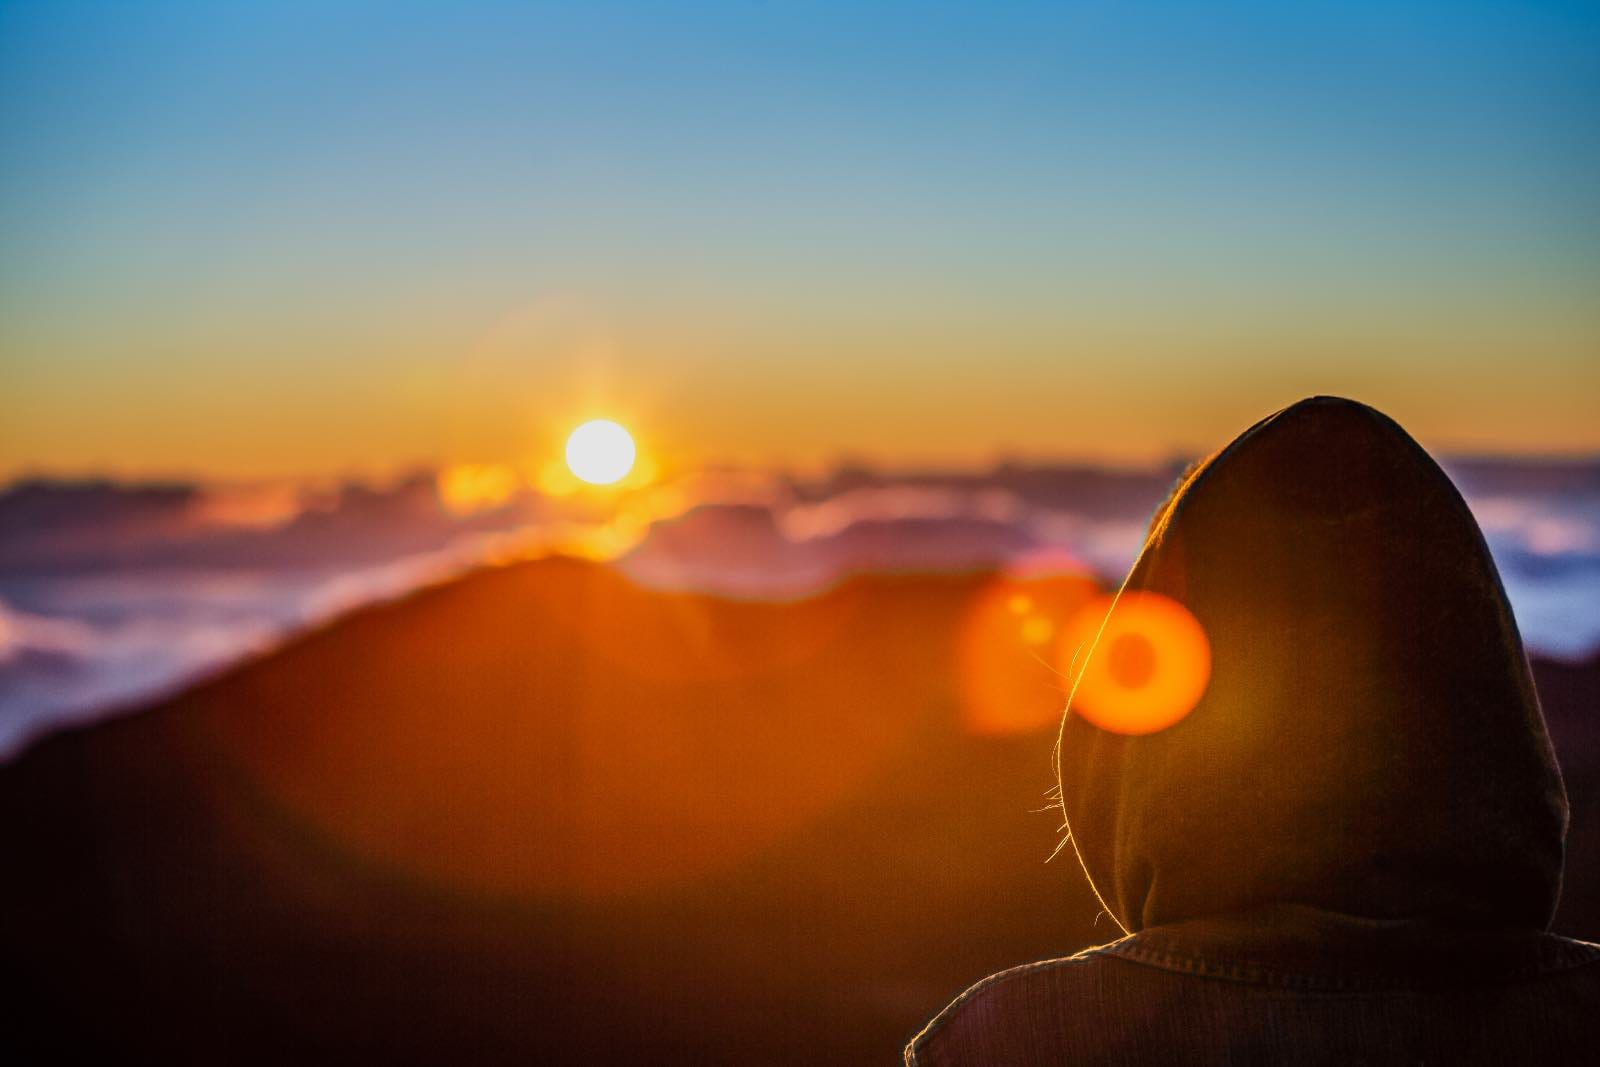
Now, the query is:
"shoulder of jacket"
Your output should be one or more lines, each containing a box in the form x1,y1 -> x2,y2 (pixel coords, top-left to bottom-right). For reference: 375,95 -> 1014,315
904,936 -> 1133,1065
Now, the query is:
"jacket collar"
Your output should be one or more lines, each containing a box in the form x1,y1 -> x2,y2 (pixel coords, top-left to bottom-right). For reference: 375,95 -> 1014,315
1104,904 -> 1600,990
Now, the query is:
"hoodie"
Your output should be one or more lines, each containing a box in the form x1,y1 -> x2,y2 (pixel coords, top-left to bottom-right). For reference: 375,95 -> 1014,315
1059,394 -> 1567,933
908,397 -> 1599,1065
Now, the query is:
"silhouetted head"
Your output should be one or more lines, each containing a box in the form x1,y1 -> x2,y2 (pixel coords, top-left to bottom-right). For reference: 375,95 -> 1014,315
1057,396 -> 1568,934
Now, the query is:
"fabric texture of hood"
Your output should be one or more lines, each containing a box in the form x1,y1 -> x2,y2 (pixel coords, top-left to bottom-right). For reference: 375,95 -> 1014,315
1056,396 -> 1568,935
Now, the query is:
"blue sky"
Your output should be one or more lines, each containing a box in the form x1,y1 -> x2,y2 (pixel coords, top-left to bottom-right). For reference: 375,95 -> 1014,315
2,1 -> 1597,476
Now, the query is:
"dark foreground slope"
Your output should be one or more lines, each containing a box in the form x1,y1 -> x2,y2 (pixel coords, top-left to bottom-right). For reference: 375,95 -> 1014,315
0,559 -> 1106,1064
0,557 -> 1594,1064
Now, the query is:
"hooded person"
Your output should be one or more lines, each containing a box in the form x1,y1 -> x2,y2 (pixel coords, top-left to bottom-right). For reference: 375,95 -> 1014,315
906,396 -> 1600,1065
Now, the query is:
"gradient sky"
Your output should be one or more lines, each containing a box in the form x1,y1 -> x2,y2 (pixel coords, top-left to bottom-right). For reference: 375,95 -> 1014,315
2,0 -> 1597,479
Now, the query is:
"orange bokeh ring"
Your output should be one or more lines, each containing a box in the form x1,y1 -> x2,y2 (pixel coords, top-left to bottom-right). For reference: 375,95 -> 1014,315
1061,591 -> 1211,735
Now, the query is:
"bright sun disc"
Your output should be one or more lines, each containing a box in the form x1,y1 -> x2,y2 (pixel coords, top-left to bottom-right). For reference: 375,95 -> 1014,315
565,419 -> 637,485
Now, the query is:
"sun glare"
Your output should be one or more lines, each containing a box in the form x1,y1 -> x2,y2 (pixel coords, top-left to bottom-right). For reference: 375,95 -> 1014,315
565,419 -> 637,486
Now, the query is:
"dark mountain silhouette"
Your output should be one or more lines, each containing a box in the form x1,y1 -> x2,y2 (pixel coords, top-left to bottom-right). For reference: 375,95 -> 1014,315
0,558 -> 1104,1063
0,557 -> 1594,1063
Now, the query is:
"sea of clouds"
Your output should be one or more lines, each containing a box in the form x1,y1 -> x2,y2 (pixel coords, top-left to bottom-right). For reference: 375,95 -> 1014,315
1,458 -> 1596,760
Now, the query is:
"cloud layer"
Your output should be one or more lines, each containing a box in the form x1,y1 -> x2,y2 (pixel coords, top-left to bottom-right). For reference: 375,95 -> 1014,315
2,457 -> 1595,759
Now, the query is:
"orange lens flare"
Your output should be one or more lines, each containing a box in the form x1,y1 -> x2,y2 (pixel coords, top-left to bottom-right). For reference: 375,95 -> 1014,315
1061,591 -> 1211,735
957,569 -> 1099,736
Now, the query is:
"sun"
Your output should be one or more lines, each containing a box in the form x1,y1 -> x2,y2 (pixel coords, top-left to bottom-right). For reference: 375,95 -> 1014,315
565,419 -> 637,485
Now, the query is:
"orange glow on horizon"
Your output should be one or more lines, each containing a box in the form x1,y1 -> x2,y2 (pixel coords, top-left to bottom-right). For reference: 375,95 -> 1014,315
437,462 -> 521,515
199,562 -> 926,899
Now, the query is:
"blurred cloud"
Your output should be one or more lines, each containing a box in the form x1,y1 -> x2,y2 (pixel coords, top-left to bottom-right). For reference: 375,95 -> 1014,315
1446,461 -> 1600,661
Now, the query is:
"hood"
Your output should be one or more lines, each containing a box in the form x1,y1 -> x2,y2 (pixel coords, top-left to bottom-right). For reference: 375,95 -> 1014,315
1057,396 -> 1568,934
